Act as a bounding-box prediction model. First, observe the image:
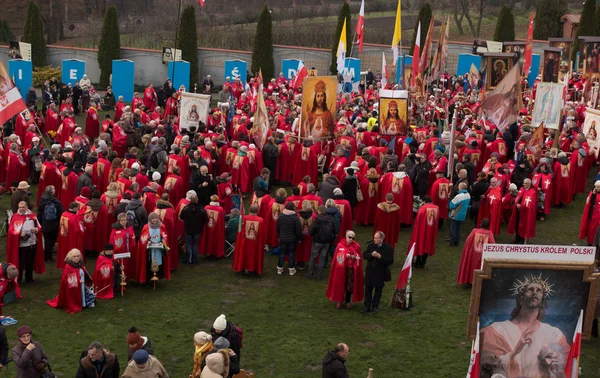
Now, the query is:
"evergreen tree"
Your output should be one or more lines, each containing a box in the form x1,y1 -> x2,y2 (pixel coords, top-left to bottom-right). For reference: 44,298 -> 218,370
252,5 -> 274,80
410,3 -> 432,56
572,0 -> 597,61
177,5 -> 199,87
330,0 -> 352,75
596,6 -> 600,36
533,0 -> 567,40
23,2 -> 47,67
494,6 -> 515,42
97,6 -> 121,88
0,21 -> 15,43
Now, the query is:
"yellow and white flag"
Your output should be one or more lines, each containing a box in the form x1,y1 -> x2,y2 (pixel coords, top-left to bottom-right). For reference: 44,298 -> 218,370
337,19 -> 348,73
392,0 -> 402,63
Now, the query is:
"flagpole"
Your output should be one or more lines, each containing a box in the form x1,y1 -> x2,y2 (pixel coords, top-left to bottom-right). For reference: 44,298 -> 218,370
171,0 -> 183,86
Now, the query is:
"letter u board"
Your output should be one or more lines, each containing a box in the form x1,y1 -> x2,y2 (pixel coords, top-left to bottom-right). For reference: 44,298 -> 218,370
112,60 -> 135,103
167,60 -> 190,91
8,59 -> 32,98
62,59 -> 86,86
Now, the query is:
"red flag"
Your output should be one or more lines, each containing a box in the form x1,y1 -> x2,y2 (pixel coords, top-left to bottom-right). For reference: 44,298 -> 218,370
293,61 -> 308,90
522,12 -> 535,77
564,310 -> 583,377
411,22 -> 421,88
466,321 -> 481,378
526,123 -> 545,159
396,243 -> 415,291
356,0 -> 365,53
197,0 -> 205,6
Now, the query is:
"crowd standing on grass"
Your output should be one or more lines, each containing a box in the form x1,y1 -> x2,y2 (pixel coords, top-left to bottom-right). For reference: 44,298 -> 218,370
0,61 -> 599,375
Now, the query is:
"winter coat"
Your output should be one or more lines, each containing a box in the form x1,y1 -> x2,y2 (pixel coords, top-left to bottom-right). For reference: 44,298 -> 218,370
37,192 -> 64,233
318,176 -> 340,202
76,349 -> 120,378
321,351 -> 349,378
449,189 -> 471,221
326,207 -> 341,236
179,202 -> 208,235
210,323 -> 241,358
341,176 -> 358,208
200,350 -> 229,378
277,209 -> 302,243
122,355 -> 168,378
126,337 -> 154,362
310,212 -> 336,244
262,143 -> 280,172
77,172 -> 93,195
470,180 -> 490,211
125,199 -> 148,237
195,175 -> 217,206
0,327 -> 7,366
410,161 -> 432,198
363,242 -> 394,288
11,189 -> 31,214
12,341 -> 48,378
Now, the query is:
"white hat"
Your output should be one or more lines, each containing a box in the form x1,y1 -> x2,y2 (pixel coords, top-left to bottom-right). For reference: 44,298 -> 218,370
131,163 -> 140,170
152,172 -> 161,181
151,136 -> 159,143
249,144 -> 256,149
333,188 -> 343,196
213,314 -> 227,331
194,331 -> 212,345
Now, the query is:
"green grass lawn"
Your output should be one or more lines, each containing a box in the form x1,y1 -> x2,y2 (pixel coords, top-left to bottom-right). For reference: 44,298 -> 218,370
1,113 -> 599,377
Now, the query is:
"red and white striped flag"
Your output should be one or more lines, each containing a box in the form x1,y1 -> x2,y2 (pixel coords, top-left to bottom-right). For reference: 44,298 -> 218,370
522,12 -> 535,77
293,61 -> 308,90
564,310 -> 583,378
411,22 -> 421,88
197,0 -> 205,6
381,52 -> 389,87
356,0 -> 365,53
466,321 -> 480,378
0,62 -> 27,125
396,243 -> 415,291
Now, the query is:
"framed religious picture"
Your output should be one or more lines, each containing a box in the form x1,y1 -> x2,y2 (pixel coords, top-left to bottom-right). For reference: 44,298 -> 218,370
483,53 -> 516,91
531,82 -> 564,130
179,92 -> 211,130
579,36 -> 600,73
541,47 -> 562,83
300,76 -> 337,140
549,37 -> 573,82
583,108 -> 600,157
378,89 -> 409,136
467,244 -> 599,377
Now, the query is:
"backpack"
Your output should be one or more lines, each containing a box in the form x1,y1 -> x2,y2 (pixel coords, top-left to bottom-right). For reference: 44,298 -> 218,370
230,323 -> 244,349
43,202 -> 58,221
126,209 -> 140,230
150,149 -> 161,169
316,216 -> 335,243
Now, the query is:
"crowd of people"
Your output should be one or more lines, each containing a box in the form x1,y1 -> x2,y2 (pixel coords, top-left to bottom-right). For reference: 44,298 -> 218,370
0,61 -> 599,376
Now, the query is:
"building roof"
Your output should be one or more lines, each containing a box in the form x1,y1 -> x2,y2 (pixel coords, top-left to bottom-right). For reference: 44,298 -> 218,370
561,14 -> 580,24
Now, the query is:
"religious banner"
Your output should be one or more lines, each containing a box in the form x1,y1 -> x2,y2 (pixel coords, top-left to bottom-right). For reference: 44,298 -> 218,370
531,82 -> 564,130
583,108 -> 600,158
0,61 -> 27,125
179,92 -> 211,130
378,89 -> 408,136
483,53 -> 516,90
467,244 -> 600,377
300,76 -> 337,140
480,63 -> 521,132
548,37 -> 573,82
541,47 -> 562,83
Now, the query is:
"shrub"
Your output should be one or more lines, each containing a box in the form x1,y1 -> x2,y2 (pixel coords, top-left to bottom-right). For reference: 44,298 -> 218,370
32,66 -> 61,87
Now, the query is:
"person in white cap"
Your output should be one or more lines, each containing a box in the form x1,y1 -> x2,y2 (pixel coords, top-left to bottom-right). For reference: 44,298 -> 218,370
11,181 -> 31,213
210,315 -> 242,359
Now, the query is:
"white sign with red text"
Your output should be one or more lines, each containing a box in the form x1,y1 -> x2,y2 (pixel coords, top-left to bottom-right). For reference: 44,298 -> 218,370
482,244 -> 596,264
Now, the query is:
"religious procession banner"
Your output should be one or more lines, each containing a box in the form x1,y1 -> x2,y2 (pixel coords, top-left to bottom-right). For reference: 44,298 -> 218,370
531,82 -> 564,130
378,89 -> 408,136
179,92 -> 211,130
583,108 -> 600,157
300,76 -> 337,140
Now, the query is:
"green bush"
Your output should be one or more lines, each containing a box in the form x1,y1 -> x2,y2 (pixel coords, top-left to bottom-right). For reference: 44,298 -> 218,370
0,20 -> 15,43
32,66 -> 61,87
572,0 -> 597,61
494,6 -> 515,42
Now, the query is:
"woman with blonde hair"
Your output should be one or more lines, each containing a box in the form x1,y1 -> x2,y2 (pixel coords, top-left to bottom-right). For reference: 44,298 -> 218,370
47,249 -> 94,313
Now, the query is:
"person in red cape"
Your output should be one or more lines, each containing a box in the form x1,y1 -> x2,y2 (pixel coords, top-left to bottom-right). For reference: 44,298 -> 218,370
326,230 -> 364,309
408,196 -> 439,268
276,136 -> 299,184
59,161 -> 78,210
354,168 -> 379,225
94,151 -> 111,193
153,194 -> 177,271
47,249 -> 93,314
331,190 -> 353,244
301,183 -> 323,214
293,139 -> 318,186
379,169 -> 413,225
45,103 -> 60,133
7,201 -> 45,282
112,121 -> 128,157
477,177 -> 503,235
429,171 -> 450,226
502,184 -> 519,225
286,186 -> 303,210
579,181 -> 600,245
250,180 -> 272,221
163,92 -> 178,118
328,148 -> 349,184
93,244 -> 119,300
373,193 -> 401,248
6,143 -> 26,188
232,204 -> 266,275
216,173 -> 233,211
74,186 -> 90,209
231,146 -> 251,193
200,195 -> 225,258
167,146 -> 189,188
143,83 -> 157,110
163,167 -> 185,208
36,154 -> 62,205
56,202 -> 85,269
114,96 -> 126,122
264,189 -> 287,248
508,178 -> 537,243
142,182 -> 160,215
85,102 -> 100,141
457,219 -> 496,285
296,201 -> 316,269
110,213 -> 137,283
136,213 -> 170,285
78,190 -> 109,254
101,183 -> 122,227
552,152 -> 572,206
0,263 -> 21,315
531,160 -> 553,220
570,147 -> 588,195
117,170 -> 132,196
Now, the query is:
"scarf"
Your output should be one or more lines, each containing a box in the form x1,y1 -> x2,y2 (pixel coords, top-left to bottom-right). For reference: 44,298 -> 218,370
192,341 -> 214,377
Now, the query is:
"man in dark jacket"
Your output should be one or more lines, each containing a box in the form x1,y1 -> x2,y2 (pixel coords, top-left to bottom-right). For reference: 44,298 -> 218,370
194,165 -> 217,206
114,193 -> 131,218
322,343 -> 349,378
125,193 -> 148,238
252,168 -> 270,192
410,153 -> 432,198
11,181 -> 31,213
307,206 -> 336,280
77,165 -> 94,195
76,341 -> 120,378
319,174 -> 340,202
25,87 -> 37,109
37,185 -> 64,262
262,138 -> 279,183
179,193 -> 208,264
362,231 -> 394,314
276,202 -> 302,276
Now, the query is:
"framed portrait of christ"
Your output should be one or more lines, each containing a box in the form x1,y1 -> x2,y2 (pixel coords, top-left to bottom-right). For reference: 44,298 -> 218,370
467,258 -> 599,378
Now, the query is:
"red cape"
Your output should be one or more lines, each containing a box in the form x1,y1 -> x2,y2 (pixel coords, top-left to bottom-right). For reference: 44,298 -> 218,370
114,102 -> 126,122
552,161 -> 572,205
293,145 -> 318,185
0,265 -> 21,315
247,149 -> 264,185
354,178 -> 379,225
37,161 -> 62,204
333,199 -> 353,244
373,202 -> 401,248
329,156 -> 349,184
300,194 -> 323,214
265,200 -> 285,248
570,152 -> 588,194
7,212 -> 45,274
93,254 -> 115,300
45,108 -> 60,133
379,172 -> 413,225
326,240 -> 364,303
276,141 -> 299,183
6,151 -> 26,188
142,190 -> 159,214
56,211 -> 84,269
579,190 -> 600,244
232,215 -> 265,274
60,171 -> 78,210
477,186 -> 503,235
86,107 -> 100,140
109,226 -> 137,282
200,204 -> 225,258
457,229 -> 495,285
429,178 -> 450,219
167,155 -> 190,188
100,193 -> 122,227
508,187 -> 537,240
297,213 -> 316,262
95,158 -> 111,193
532,172 -> 553,216
77,201 -> 109,253
136,224 -> 171,283
251,193 -> 272,221
408,204 -> 439,256
231,155 -> 251,193
144,87 -> 157,110
47,264 -> 91,313
217,182 -> 233,211
164,174 -> 185,208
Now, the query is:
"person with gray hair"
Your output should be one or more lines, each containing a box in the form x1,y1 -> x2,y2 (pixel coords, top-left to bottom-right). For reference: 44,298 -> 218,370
361,231 -> 394,314
76,341 -> 120,378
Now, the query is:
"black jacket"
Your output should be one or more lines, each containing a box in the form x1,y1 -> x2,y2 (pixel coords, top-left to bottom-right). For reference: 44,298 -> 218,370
410,161 -> 432,198
277,209 -> 302,243
126,337 -> 153,362
319,176 -> 340,202
210,322 -> 241,358
76,350 -> 120,378
125,199 -> 148,237
179,202 -> 208,235
262,143 -> 280,171
0,326 -> 7,365
194,175 -> 217,206
11,189 -> 31,214
341,177 -> 359,208
115,200 -> 129,219
322,351 -> 349,378
37,193 -> 64,233
310,212 -> 336,244
363,243 -> 394,288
